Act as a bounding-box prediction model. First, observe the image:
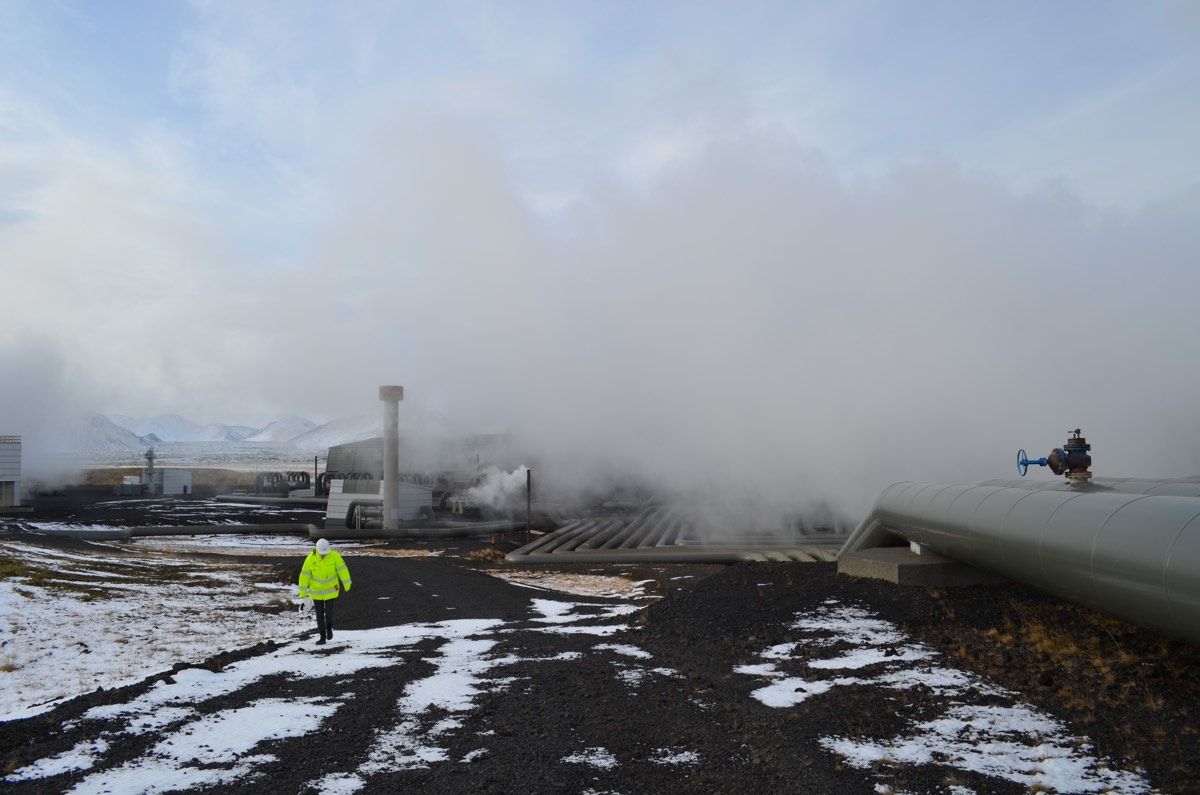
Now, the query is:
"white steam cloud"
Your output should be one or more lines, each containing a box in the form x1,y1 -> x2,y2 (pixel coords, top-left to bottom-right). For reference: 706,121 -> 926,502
465,466 -> 530,513
2,5 -> 1199,522
277,125 -> 1200,520
4,122 -> 1200,520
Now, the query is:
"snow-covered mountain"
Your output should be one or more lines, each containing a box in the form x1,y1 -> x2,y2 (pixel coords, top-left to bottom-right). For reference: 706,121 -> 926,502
87,411 -> 382,454
288,415 -> 382,450
107,414 -> 257,443
69,413 -> 157,454
244,416 -> 318,443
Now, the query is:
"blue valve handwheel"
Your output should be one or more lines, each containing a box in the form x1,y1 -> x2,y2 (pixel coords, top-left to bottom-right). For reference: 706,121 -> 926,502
1017,449 -> 1029,476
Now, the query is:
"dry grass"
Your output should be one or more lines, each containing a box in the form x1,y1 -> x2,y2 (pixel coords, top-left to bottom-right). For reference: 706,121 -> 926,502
83,467 -> 257,489
0,555 -> 32,580
936,592 -> 1200,793
464,547 -> 508,564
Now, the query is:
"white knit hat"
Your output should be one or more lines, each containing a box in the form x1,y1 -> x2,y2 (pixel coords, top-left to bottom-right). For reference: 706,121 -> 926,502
316,538 -> 330,555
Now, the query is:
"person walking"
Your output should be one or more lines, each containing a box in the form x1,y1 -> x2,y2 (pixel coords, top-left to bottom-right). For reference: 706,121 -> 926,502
298,538 -> 352,645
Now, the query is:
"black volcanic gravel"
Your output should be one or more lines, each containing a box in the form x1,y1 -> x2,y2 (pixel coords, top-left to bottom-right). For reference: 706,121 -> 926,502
2,495 -> 1198,793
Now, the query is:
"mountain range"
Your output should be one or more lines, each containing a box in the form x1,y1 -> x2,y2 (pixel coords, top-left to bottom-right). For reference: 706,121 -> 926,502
75,412 -> 383,453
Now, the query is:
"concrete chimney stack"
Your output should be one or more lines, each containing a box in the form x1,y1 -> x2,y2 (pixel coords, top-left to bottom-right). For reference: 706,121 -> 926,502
379,385 -> 404,530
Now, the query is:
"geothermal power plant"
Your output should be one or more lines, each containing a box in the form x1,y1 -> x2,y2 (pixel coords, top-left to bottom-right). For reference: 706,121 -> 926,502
11,387 -> 1199,649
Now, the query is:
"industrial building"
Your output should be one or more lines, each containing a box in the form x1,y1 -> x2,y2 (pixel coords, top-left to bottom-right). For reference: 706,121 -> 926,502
0,435 -> 20,507
324,432 -> 515,489
323,478 -> 433,529
138,448 -> 192,495
145,469 -> 192,496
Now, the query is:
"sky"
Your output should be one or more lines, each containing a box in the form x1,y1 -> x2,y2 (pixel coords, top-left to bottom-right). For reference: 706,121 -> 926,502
1,1 -> 1199,514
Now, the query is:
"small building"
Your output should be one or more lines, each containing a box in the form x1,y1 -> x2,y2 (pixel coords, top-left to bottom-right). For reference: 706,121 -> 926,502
0,435 -> 21,507
147,469 -> 192,496
326,438 -> 384,479
139,447 -> 191,495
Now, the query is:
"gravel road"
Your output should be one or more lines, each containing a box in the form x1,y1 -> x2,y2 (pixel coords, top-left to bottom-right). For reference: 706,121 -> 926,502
2,503 -> 1197,793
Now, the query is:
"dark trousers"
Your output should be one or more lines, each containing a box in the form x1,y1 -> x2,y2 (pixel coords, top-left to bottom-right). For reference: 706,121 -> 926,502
314,599 -> 334,639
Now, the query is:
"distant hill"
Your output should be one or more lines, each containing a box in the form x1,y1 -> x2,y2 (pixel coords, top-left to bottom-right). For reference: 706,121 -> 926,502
244,416 -> 318,443
288,415 -> 382,451
69,413 -> 157,454
107,414 -> 258,442
91,411 -> 390,453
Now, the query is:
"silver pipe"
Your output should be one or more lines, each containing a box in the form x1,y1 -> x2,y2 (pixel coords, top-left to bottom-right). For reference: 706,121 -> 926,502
505,546 -> 835,565
841,481 -> 1200,645
982,476 -> 1200,498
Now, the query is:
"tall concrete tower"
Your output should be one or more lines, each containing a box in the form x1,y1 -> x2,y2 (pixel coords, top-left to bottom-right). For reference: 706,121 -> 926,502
379,385 -> 404,530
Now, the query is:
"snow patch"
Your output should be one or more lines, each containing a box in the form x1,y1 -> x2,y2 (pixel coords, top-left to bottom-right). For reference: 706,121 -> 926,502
594,643 -> 653,660
4,738 -> 109,781
530,598 -> 641,624
305,772 -> 365,794
822,703 -> 1151,793
562,746 -> 619,769
736,601 -> 1153,793
651,747 -> 700,766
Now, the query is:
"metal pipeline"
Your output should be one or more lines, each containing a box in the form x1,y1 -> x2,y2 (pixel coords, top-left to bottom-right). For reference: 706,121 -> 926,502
214,495 -> 329,507
506,547 -> 839,565
24,523 -> 320,541
982,476 -> 1200,498
316,520 -> 525,540
841,481 -> 1200,645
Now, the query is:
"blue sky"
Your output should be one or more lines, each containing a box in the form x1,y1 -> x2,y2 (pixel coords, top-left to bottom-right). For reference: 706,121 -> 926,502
4,1 -> 1197,220
2,1 -> 1199,502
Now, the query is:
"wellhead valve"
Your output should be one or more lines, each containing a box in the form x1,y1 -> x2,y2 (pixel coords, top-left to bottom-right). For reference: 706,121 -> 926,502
1017,428 -> 1093,485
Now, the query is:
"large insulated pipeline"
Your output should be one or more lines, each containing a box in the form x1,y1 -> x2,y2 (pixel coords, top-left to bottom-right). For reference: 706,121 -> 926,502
982,476 -> 1200,498
841,481 -> 1200,645
214,495 -> 328,507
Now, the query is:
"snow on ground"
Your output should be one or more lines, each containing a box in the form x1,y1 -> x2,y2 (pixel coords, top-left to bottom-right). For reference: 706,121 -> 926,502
530,598 -> 642,624
65,441 -> 318,470
524,599 -> 643,637
562,746 -> 619,770
486,570 -> 656,600
735,601 -> 1154,794
651,748 -> 701,766
130,534 -> 378,556
6,589 -> 647,793
0,540 -> 305,719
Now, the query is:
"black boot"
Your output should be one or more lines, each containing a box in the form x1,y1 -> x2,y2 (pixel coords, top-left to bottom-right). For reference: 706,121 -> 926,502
315,637 -> 326,646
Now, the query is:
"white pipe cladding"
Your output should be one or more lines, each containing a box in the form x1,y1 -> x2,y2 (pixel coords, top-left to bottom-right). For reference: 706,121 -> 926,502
842,481 -> 1200,646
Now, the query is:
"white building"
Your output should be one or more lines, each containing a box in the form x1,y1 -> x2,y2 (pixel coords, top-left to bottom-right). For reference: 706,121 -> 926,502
0,436 -> 21,507
324,479 -> 432,529
147,469 -> 192,496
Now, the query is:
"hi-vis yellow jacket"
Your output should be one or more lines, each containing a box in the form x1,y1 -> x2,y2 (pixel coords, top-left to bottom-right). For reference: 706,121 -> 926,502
299,550 -> 352,601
